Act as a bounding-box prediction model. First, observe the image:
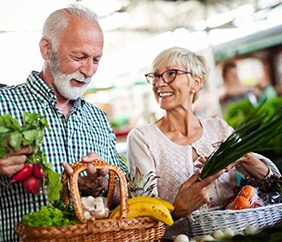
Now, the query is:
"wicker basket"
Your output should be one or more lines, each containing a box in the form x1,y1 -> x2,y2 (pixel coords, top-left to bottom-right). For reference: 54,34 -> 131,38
187,203 -> 282,239
15,160 -> 166,242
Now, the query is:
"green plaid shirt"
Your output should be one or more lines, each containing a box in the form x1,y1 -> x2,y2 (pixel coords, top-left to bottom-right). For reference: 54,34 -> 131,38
0,71 -> 128,241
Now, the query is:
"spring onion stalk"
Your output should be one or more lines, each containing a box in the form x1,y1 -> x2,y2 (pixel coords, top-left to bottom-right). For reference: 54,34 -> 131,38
200,102 -> 282,180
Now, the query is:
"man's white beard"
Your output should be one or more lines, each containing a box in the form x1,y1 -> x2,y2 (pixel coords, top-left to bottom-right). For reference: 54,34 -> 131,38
53,72 -> 91,100
49,50 -> 92,100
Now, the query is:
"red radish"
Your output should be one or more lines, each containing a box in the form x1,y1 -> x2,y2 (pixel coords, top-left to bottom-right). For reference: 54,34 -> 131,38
23,175 -> 41,194
10,163 -> 33,184
33,163 -> 45,178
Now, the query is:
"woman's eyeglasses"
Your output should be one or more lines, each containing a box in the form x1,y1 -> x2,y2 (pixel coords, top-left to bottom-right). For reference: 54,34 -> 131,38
145,69 -> 192,85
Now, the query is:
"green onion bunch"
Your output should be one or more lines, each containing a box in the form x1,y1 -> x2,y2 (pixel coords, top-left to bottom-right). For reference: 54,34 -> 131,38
200,101 -> 282,180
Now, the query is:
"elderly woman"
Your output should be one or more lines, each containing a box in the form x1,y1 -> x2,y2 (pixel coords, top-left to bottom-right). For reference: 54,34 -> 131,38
126,47 -> 280,238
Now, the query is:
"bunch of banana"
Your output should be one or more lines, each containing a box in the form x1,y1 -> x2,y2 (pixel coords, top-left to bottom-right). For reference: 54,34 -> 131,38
109,196 -> 174,226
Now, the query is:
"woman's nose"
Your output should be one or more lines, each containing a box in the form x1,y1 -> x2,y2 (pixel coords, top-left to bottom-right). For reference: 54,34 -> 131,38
154,77 -> 167,87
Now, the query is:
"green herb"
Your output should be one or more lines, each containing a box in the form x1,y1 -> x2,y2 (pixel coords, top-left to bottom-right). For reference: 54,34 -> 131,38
0,112 -> 62,201
200,101 -> 282,180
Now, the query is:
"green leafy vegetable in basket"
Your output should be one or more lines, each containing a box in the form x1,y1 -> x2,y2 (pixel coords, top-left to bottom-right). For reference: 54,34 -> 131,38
21,203 -> 80,227
0,112 -> 62,201
200,101 -> 282,180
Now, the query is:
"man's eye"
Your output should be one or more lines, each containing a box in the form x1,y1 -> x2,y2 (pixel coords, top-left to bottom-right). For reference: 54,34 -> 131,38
93,58 -> 100,64
70,54 -> 84,61
75,56 -> 85,61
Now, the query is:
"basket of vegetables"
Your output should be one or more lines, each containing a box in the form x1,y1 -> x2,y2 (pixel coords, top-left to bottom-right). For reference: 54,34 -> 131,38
15,160 -> 169,242
186,185 -> 282,239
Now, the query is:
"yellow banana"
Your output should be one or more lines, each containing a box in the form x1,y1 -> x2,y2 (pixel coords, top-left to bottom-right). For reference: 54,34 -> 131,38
109,200 -> 174,226
128,196 -> 175,212
109,196 -> 174,219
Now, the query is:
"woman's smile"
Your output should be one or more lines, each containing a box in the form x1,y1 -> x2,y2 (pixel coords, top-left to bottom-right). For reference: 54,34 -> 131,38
158,91 -> 173,97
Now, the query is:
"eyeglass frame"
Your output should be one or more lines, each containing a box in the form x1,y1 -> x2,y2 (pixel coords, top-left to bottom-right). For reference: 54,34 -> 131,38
145,69 -> 192,85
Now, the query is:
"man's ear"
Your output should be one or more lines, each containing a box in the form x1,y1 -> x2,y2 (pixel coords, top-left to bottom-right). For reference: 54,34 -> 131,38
39,36 -> 52,60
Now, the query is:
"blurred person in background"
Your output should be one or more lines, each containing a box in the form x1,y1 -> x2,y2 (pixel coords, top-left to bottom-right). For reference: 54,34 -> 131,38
0,4 -> 127,241
126,47 -> 280,239
219,61 -> 261,113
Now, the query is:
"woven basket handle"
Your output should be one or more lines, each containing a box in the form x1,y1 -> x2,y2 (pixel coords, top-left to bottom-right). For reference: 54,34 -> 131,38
61,160 -> 128,223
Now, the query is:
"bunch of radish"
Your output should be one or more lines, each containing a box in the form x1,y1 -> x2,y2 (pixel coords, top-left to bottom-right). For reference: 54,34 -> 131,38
1,112 -> 62,201
9,163 -> 45,194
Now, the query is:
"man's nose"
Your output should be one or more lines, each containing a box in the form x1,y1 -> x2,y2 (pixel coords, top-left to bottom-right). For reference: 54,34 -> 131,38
80,59 -> 98,78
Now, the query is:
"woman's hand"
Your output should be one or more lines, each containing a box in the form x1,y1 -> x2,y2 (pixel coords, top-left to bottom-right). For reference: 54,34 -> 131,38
0,145 -> 34,177
227,152 -> 269,178
172,169 -> 224,220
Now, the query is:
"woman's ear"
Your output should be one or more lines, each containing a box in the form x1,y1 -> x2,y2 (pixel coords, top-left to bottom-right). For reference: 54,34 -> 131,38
39,36 -> 52,60
192,75 -> 203,92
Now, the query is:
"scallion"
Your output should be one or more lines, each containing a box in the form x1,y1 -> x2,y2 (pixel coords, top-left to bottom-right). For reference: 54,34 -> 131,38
200,101 -> 282,180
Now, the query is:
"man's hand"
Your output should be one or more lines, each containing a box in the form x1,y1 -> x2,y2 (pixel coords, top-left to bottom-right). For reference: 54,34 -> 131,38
0,146 -> 33,177
62,153 -> 109,197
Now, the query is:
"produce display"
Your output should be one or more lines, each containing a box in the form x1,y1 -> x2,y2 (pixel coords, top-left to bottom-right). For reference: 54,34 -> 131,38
0,112 -> 62,201
9,108 -> 281,241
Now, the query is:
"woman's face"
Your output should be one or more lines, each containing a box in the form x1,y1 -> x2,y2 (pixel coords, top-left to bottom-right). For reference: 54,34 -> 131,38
152,63 -> 194,112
